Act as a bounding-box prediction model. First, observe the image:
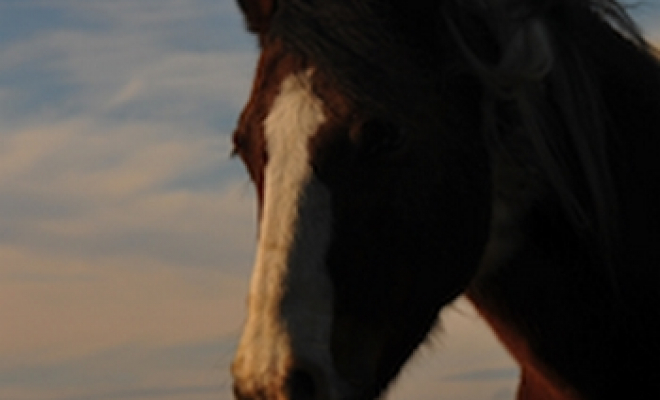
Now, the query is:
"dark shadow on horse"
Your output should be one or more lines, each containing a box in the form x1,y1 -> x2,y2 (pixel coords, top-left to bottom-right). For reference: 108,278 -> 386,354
230,0 -> 660,398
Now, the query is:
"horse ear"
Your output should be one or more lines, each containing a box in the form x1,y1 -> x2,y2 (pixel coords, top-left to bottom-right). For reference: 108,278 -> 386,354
498,20 -> 554,81
236,0 -> 277,34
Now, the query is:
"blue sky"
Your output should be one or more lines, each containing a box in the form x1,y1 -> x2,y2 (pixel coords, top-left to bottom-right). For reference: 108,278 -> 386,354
1,1 -> 658,400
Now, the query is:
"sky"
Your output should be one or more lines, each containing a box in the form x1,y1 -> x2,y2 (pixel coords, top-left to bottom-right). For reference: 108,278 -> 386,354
0,1 -> 658,400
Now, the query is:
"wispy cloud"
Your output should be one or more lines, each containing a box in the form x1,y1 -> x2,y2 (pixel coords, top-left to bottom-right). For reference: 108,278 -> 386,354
0,339 -> 235,400
0,0 -> 256,125
0,117 -> 256,269
0,2 -> 255,399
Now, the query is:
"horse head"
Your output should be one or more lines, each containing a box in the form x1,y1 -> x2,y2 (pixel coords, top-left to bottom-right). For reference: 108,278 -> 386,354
230,0 -> 556,398
229,0 -> 660,399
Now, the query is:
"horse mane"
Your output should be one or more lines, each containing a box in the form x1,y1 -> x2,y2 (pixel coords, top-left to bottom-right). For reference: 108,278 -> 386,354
267,0 -> 660,264
447,0 -> 660,264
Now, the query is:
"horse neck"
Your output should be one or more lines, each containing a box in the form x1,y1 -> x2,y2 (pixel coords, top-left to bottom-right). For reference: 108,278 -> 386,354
473,7 -> 660,306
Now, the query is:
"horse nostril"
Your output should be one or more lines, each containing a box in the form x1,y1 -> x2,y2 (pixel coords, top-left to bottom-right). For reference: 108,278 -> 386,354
287,367 -> 318,400
232,382 -> 250,400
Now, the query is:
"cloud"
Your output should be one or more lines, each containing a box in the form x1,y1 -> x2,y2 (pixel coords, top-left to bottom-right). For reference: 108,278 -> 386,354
0,117 -> 256,271
0,0 -> 256,129
0,339 -> 236,400
67,384 -> 225,400
0,245 -> 247,358
0,3 -> 257,399
0,0 -> 259,274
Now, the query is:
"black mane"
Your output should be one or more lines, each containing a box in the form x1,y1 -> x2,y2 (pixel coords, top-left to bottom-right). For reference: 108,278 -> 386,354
267,0 -> 660,263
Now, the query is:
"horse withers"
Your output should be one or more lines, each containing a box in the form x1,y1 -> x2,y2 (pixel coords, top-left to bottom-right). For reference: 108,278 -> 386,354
229,0 -> 660,399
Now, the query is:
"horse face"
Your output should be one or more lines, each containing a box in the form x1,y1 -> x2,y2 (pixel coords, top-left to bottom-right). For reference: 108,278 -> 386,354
231,2 -> 492,399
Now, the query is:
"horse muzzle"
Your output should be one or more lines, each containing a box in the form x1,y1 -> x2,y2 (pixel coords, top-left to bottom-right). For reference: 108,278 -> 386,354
232,354 -> 350,400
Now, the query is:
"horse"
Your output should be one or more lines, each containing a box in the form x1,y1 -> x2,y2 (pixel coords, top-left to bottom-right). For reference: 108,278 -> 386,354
229,0 -> 660,398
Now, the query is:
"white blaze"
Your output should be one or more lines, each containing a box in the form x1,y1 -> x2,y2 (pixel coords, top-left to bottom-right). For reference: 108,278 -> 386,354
232,72 -> 343,398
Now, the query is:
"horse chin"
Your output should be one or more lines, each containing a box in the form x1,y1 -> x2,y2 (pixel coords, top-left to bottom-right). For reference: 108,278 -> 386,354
327,321 -> 427,400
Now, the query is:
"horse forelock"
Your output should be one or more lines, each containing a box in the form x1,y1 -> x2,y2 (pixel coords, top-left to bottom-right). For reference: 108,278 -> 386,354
266,0 -> 444,120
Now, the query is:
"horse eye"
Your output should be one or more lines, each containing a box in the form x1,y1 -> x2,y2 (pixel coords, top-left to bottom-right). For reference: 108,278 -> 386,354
357,119 -> 406,158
